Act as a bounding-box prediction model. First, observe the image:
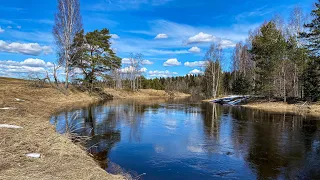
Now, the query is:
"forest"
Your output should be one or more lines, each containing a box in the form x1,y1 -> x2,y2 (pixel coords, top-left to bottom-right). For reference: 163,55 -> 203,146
52,0 -> 320,101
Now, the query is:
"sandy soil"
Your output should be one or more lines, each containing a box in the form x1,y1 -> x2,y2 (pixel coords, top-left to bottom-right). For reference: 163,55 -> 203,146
0,77 -> 124,180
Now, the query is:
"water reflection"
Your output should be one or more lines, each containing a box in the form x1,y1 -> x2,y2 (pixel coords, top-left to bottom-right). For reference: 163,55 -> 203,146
50,99 -> 320,179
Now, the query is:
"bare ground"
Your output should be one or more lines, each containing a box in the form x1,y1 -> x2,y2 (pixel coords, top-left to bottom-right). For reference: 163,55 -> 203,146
0,77 -> 190,179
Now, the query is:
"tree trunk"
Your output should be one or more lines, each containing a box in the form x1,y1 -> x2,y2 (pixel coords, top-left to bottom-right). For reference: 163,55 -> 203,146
65,61 -> 69,89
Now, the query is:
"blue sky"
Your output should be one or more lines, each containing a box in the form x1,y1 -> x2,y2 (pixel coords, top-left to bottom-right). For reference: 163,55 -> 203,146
0,0 -> 314,78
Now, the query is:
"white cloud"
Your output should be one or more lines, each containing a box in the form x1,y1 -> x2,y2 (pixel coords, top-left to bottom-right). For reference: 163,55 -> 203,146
148,49 -> 189,55
184,61 -> 208,67
120,66 -> 147,73
0,59 -> 57,78
188,46 -> 201,53
189,69 -> 204,74
220,39 -> 236,48
141,60 -> 153,65
122,58 -> 153,65
163,58 -> 181,66
7,26 -> 12,29
122,58 -> 132,64
111,34 -> 120,39
111,19 -> 252,56
140,67 -> 147,72
149,70 -> 178,77
154,33 -> 168,39
120,66 -> 135,73
0,40 -> 53,55
187,32 -> 216,44
17,26 -> 21,29
0,27 -> 4,33
0,58 -> 54,68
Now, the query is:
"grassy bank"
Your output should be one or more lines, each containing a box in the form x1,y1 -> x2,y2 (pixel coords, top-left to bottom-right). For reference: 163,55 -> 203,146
242,101 -> 320,117
203,96 -> 320,117
0,77 -> 124,179
105,88 -> 190,99
0,77 -> 189,179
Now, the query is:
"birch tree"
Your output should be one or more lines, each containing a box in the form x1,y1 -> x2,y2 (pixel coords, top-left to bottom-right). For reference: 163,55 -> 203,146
53,0 -> 82,89
203,43 -> 223,98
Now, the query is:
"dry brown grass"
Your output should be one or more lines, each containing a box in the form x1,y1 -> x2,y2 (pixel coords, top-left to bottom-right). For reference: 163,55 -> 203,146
242,101 -> 320,116
0,77 -> 123,180
105,88 -> 190,99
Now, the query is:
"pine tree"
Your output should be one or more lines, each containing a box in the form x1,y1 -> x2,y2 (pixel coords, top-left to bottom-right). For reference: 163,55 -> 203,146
251,21 -> 286,99
303,57 -> 320,101
300,0 -> 320,55
299,1 -> 320,100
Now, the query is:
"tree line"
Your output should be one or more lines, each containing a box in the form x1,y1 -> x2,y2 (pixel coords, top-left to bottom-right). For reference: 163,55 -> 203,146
51,0 -> 320,102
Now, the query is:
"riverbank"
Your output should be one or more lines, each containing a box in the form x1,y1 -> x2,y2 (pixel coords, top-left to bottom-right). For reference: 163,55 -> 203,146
105,88 -> 190,99
203,96 -> 320,117
242,101 -> 320,116
0,77 -> 189,179
0,77 -> 125,179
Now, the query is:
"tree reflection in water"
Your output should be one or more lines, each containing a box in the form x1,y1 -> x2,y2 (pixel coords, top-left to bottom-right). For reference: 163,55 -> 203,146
51,99 -> 320,179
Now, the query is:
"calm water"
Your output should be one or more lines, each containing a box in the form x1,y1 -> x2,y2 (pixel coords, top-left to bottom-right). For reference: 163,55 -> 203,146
50,98 -> 320,179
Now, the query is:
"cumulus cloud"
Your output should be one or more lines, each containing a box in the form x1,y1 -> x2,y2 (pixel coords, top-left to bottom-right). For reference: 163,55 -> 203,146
122,58 -> 153,65
140,67 -> 148,72
154,33 -> 168,39
111,34 -> 120,39
0,27 -> 4,33
122,58 -> 132,64
188,46 -> 201,53
189,69 -> 204,74
141,60 -> 153,65
184,61 -> 208,67
149,70 -> 178,77
120,66 -> 147,73
0,59 -> 56,77
187,32 -> 216,44
148,49 -> 189,55
0,40 -> 53,56
0,58 -> 54,68
185,32 -> 236,48
163,58 -> 181,66
220,39 -> 236,48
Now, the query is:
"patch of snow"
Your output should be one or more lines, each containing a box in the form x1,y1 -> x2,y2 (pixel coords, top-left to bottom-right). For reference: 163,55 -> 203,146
25,153 -> 41,158
0,124 -> 23,129
15,98 -> 25,102
0,107 -> 17,110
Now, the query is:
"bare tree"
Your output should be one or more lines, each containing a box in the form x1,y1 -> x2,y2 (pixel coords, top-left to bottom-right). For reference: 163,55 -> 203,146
288,6 -> 306,98
203,43 -> 223,98
53,0 -> 82,89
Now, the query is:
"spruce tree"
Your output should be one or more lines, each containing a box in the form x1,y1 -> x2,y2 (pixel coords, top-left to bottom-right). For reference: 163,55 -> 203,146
300,0 -> 320,55
300,1 -> 320,100
251,21 -> 286,99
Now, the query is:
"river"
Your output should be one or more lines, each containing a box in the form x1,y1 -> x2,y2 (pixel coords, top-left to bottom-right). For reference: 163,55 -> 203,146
50,98 -> 320,179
